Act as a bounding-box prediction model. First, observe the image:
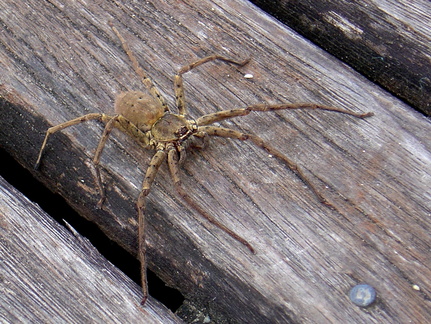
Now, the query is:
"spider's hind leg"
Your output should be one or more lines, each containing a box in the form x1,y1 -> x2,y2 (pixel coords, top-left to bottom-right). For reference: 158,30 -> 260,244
110,23 -> 168,113
91,115 -> 123,208
35,113 -> 110,169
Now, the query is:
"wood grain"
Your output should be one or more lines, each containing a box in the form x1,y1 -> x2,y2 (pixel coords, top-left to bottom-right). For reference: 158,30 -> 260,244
251,0 -> 431,116
0,176 -> 182,323
0,0 -> 430,323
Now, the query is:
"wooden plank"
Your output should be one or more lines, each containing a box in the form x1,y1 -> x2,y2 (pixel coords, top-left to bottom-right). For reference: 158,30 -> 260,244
250,0 -> 431,116
0,176 -> 183,323
0,0 -> 430,323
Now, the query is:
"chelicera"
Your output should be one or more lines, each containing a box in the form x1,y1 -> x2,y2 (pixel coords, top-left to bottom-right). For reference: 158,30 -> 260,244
35,23 -> 373,304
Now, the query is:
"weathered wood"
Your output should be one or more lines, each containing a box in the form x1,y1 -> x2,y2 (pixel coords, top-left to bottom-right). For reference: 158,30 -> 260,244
0,176 -> 183,323
250,0 -> 431,116
0,0 -> 430,323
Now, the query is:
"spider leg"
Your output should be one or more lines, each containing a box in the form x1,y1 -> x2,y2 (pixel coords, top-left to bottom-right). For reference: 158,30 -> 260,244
136,149 -> 167,305
199,125 -> 333,207
174,55 -> 250,115
35,113 -> 111,169
92,115 -> 122,208
110,23 -> 168,112
167,146 -> 255,254
197,103 -> 373,126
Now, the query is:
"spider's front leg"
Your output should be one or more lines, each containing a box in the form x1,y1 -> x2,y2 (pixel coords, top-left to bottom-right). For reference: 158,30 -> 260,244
174,55 -> 250,115
197,103 -> 373,126
166,146 -> 255,253
198,125 -> 333,207
195,103 -> 373,206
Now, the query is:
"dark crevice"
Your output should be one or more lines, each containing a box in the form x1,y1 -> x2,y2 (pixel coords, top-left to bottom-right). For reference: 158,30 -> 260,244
0,146 -> 184,311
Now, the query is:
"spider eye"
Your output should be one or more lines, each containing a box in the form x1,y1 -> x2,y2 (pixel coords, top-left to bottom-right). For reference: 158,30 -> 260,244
175,126 -> 188,137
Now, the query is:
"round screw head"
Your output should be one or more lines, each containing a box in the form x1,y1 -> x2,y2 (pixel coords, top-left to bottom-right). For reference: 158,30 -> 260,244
349,284 -> 376,307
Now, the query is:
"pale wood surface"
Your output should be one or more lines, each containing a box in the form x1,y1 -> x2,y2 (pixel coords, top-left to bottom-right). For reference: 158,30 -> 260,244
0,176 -> 183,323
251,0 -> 431,116
0,0 -> 430,323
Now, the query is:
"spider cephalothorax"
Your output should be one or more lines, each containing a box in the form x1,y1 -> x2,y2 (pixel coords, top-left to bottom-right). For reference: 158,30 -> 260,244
116,90 -> 197,142
35,24 -> 373,304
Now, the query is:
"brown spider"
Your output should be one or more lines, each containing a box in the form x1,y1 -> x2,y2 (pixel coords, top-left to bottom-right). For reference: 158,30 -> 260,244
35,24 -> 373,304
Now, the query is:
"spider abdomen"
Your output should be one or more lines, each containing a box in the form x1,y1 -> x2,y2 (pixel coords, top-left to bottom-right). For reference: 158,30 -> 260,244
115,91 -> 165,132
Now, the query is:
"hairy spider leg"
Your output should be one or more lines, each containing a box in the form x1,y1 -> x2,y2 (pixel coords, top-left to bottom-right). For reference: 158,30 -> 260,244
34,107 -> 158,305
197,103 -> 373,126
91,115 -> 124,208
167,147 -> 255,253
90,115 -> 166,304
135,142 -> 256,303
136,148 -> 167,305
199,126 -> 331,205
109,27 -> 256,304
34,113 -> 113,169
93,115 -> 152,201
110,23 -> 169,113
195,104 -> 373,205
174,55 -> 250,115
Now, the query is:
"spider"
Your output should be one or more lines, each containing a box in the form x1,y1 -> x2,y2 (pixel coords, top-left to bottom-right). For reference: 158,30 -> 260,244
35,24 -> 373,305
